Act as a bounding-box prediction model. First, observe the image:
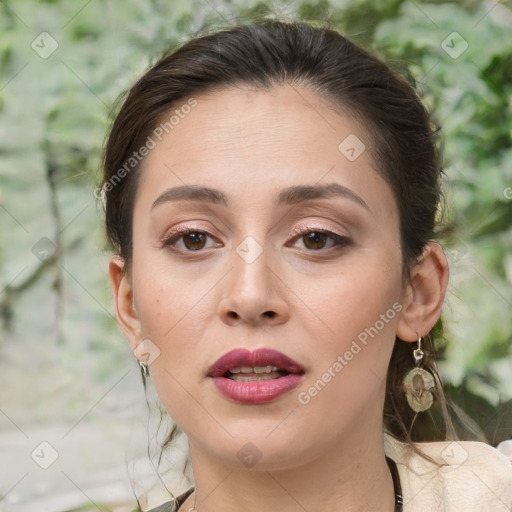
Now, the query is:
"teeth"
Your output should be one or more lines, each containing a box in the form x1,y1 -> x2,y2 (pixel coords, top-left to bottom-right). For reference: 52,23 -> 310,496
230,372 -> 282,381
254,365 -> 277,374
228,366 -> 280,374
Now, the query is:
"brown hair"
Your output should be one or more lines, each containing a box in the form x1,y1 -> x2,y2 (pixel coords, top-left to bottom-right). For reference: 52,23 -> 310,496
101,20 -> 480,466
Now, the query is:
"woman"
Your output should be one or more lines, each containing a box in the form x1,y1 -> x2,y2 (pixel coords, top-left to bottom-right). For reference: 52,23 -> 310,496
101,20 -> 512,512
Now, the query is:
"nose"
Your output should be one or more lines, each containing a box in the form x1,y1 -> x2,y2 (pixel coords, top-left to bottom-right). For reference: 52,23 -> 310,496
217,245 -> 290,327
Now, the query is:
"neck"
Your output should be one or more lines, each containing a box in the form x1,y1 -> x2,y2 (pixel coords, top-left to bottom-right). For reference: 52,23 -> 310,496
182,419 -> 396,512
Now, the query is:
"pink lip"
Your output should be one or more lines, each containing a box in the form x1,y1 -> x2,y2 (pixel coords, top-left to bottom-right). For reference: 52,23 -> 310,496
207,348 -> 305,405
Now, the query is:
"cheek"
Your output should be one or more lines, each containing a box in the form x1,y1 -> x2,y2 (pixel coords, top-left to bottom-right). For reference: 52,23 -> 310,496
293,257 -> 402,402
298,255 -> 402,346
289,273 -> 400,447
131,258 -> 214,367
131,264 -> 215,426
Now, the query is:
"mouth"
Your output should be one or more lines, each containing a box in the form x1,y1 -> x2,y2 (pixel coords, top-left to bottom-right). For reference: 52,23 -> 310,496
207,347 -> 305,379
207,348 -> 305,404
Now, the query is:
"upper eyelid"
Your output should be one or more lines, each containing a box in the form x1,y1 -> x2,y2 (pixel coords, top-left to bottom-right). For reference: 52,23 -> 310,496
289,222 -> 349,238
163,223 -> 345,238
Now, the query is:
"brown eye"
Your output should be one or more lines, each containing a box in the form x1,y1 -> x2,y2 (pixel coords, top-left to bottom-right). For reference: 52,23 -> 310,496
162,228 -> 221,253
289,227 -> 351,251
182,232 -> 207,250
302,231 -> 330,250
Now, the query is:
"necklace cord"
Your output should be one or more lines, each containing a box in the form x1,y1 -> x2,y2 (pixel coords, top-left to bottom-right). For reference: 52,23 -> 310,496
386,455 -> 404,511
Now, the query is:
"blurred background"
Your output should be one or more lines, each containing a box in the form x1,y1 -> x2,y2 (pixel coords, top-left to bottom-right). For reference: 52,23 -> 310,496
0,0 -> 511,510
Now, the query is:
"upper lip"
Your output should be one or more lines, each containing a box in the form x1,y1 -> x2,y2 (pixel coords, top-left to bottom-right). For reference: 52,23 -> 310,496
207,348 -> 305,377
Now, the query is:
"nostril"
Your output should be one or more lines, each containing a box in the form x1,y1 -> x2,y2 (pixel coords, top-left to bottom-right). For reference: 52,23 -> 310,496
226,311 -> 276,320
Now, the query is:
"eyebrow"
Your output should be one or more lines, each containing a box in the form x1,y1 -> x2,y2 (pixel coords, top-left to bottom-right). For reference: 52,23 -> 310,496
151,182 -> 369,211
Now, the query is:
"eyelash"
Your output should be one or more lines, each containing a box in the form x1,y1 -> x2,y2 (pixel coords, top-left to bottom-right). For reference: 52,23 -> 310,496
161,225 -> 351,253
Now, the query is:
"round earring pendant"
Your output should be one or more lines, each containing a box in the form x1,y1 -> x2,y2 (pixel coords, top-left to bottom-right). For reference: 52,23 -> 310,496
403,367 -> 435,412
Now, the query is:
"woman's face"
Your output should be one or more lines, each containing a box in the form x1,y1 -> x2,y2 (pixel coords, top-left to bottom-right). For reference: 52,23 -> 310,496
117,84 -> 411,469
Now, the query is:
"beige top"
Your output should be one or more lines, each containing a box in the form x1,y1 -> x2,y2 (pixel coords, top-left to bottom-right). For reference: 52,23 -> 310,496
384,433 -> 512,511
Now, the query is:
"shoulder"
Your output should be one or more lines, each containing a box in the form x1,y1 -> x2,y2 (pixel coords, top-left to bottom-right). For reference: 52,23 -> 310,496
384,433 -> 512,512
145,487 -> 195,512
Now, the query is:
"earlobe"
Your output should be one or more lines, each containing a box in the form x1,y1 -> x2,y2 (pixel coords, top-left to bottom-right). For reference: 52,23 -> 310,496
396,241 -> 449,342
108,256 -> 142,351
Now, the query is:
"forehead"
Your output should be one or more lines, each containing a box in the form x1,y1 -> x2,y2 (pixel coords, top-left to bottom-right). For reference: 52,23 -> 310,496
134,84 -> 397,220
143,84 -> 363,168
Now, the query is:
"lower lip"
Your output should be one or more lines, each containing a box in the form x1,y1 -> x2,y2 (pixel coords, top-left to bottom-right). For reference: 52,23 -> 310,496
211,374 -> 303,404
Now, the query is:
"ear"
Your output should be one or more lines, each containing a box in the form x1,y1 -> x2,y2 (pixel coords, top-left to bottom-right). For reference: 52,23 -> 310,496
396,241 -> 449,342
108,256 -> 142,354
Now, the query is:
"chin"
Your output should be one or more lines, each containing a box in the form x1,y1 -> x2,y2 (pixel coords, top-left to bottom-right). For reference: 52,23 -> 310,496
194,426 -> 316,470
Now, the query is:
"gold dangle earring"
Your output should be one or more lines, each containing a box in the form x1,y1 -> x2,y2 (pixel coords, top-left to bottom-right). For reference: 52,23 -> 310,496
403,337 -> 436,413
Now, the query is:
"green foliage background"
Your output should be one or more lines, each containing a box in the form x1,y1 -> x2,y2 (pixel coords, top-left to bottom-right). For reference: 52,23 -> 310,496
0,0 -> 511,509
